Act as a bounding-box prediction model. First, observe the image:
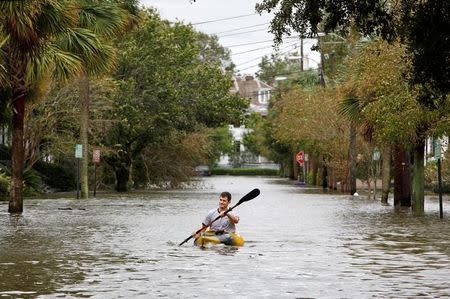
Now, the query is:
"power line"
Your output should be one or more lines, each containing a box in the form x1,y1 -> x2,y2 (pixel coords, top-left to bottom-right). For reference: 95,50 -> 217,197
191,13 -> 259,25
211,22 -> 269,35
236,45 -> 300,72
224,37 -> 315,48
232,40 -> 298,56
235,43 -> 299,66
218,28 -> 269,38
224,39 -> 278,48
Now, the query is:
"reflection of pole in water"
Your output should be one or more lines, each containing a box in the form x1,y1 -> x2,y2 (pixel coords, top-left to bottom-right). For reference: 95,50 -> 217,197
76,158 -> 80,199
437,158 -> 443,219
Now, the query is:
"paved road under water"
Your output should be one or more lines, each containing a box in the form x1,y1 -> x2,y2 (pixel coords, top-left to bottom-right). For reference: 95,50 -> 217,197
1,176 -> 450,298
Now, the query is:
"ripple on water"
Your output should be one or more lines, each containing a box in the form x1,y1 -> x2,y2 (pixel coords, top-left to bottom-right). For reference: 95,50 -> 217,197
1,176 -> 450,298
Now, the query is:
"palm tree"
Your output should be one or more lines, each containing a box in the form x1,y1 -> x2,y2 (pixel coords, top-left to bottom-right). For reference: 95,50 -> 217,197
339,96 -> 361,196
75,0 -> 131,198
339,96 -> 394,203
0,0 -> 116,213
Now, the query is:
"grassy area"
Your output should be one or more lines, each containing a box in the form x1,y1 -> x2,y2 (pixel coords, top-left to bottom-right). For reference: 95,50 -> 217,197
211,168 -> 279,176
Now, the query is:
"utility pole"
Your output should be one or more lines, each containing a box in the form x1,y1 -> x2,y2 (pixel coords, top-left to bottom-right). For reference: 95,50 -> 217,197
300,36 -> 304,72
317,35 -> 326,87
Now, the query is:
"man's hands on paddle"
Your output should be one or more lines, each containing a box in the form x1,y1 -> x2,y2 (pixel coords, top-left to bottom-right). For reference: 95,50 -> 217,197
220,209 -> 240,224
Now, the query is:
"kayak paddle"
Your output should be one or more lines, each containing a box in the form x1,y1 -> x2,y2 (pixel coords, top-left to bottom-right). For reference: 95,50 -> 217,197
178,188 -> 260,246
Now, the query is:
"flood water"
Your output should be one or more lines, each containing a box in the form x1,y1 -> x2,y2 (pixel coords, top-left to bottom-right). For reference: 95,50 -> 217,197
1,176 -> 450,298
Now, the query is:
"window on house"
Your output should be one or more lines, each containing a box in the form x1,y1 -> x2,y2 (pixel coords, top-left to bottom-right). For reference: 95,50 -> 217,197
259,90 -> 270,104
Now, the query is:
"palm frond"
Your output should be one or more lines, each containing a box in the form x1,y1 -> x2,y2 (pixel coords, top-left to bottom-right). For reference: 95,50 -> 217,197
25,43 -> 83,85
0,1 -> 40,47
57,28 -> 116,76
84,43 -> 116,76
36,0 -> 78,36
339,96 -> 363,123
77,0 -> 126,37
0,35 -> 9,87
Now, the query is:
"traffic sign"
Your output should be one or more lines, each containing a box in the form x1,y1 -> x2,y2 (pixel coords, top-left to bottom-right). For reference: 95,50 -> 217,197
75,144 -> 83,158
93,149 -> 101,163
296,151 -> 304,166
372,148 -> 380,161
434,139 -> 442,160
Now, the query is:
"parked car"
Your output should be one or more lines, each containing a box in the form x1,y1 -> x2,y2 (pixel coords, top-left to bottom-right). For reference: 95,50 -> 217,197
194,165 -> 211,176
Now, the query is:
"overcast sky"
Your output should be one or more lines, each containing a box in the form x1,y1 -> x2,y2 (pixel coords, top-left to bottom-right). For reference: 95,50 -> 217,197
139,0 -> 320,76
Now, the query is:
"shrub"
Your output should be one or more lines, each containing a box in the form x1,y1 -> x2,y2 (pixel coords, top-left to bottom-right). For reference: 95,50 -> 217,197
425,157 -> 450,193
0,171 -> 9,200
23,168 -> 43,196
33,160 -> 75,192
211,168 -> 278,176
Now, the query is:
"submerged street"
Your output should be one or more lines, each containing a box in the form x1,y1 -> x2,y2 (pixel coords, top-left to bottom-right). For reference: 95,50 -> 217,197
1,176 -> 449,298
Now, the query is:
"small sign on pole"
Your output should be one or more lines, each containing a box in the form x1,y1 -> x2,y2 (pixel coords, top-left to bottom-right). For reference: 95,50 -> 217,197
74,144 -> 82,199
93,149 -> 101,163
75,144 -> 83,158
92,149 -> 100,198
434,138 -> 442,160
372,148 -> 380,161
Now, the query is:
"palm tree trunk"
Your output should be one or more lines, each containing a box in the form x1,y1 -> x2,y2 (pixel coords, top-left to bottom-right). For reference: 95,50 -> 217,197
348,123 -> 357,195
412,138 -> 425,214
79,73 -> 90,199
9,93 -> 25,213
311,156 -> 318,185
393,145 -> 411,207
322,163 -> 328,189
381,146 -> 391,204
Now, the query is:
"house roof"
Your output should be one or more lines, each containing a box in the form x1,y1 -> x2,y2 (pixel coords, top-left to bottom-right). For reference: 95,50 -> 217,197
230,75 -> 272,115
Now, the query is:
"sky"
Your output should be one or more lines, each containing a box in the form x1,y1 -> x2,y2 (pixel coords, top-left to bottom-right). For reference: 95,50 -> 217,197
139,0 -> 320,76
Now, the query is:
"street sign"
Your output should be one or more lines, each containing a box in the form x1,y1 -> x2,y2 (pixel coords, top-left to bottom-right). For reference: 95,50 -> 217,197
434,139 -> 442,160
296,151 -> 304,166
75,144 -> 83,158
93,149 -> 101,163
372,148 -> 380,161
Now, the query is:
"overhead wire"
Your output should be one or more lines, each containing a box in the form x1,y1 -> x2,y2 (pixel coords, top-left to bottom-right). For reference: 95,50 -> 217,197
211,22 -> 269,35
191,13 -> 259,25
218,28 -> 270,38
224,39 -> 280,48
235,43 -> 300,66
224,37 -> 315,48
236,44 -> 301,72
231,39 -> 298,56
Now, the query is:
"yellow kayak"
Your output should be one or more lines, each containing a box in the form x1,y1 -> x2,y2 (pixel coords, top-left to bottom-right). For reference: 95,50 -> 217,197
194,230 -> 245,247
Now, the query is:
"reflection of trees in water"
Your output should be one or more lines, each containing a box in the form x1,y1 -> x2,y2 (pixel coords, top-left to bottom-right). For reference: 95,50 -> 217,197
0,214 -> 132,296
0,215 -> 87,296
341,208 -> 450,268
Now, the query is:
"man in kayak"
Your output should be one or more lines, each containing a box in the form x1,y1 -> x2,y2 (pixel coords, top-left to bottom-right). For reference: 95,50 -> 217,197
202,191 -> 240,233
192,191 -> 241,246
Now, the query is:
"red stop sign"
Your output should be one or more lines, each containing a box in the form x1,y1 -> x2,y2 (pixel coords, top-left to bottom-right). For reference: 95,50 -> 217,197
296,151 -> 304,165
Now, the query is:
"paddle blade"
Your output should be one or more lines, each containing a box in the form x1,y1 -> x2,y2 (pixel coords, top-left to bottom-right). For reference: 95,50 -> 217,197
237,188 -> 260,205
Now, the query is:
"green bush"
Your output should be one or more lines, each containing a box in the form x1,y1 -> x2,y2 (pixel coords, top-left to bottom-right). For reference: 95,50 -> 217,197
0,171 -> 9,201
23,168 -> 43,196
33,160 -> 75,191
211,167 -> 278,176
425,157 -> 450,193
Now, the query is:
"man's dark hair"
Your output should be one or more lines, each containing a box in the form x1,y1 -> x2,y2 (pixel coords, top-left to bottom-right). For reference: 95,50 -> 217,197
220,191 -> 231,201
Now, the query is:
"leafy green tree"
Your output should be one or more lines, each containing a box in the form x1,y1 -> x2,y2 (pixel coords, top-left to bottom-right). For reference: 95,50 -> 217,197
256,0 -> 450,213
105,10 -> 247,191
256,55 -> 290,86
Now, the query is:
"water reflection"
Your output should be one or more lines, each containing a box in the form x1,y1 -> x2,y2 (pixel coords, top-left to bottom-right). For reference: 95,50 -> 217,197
1,176 -> 450,298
